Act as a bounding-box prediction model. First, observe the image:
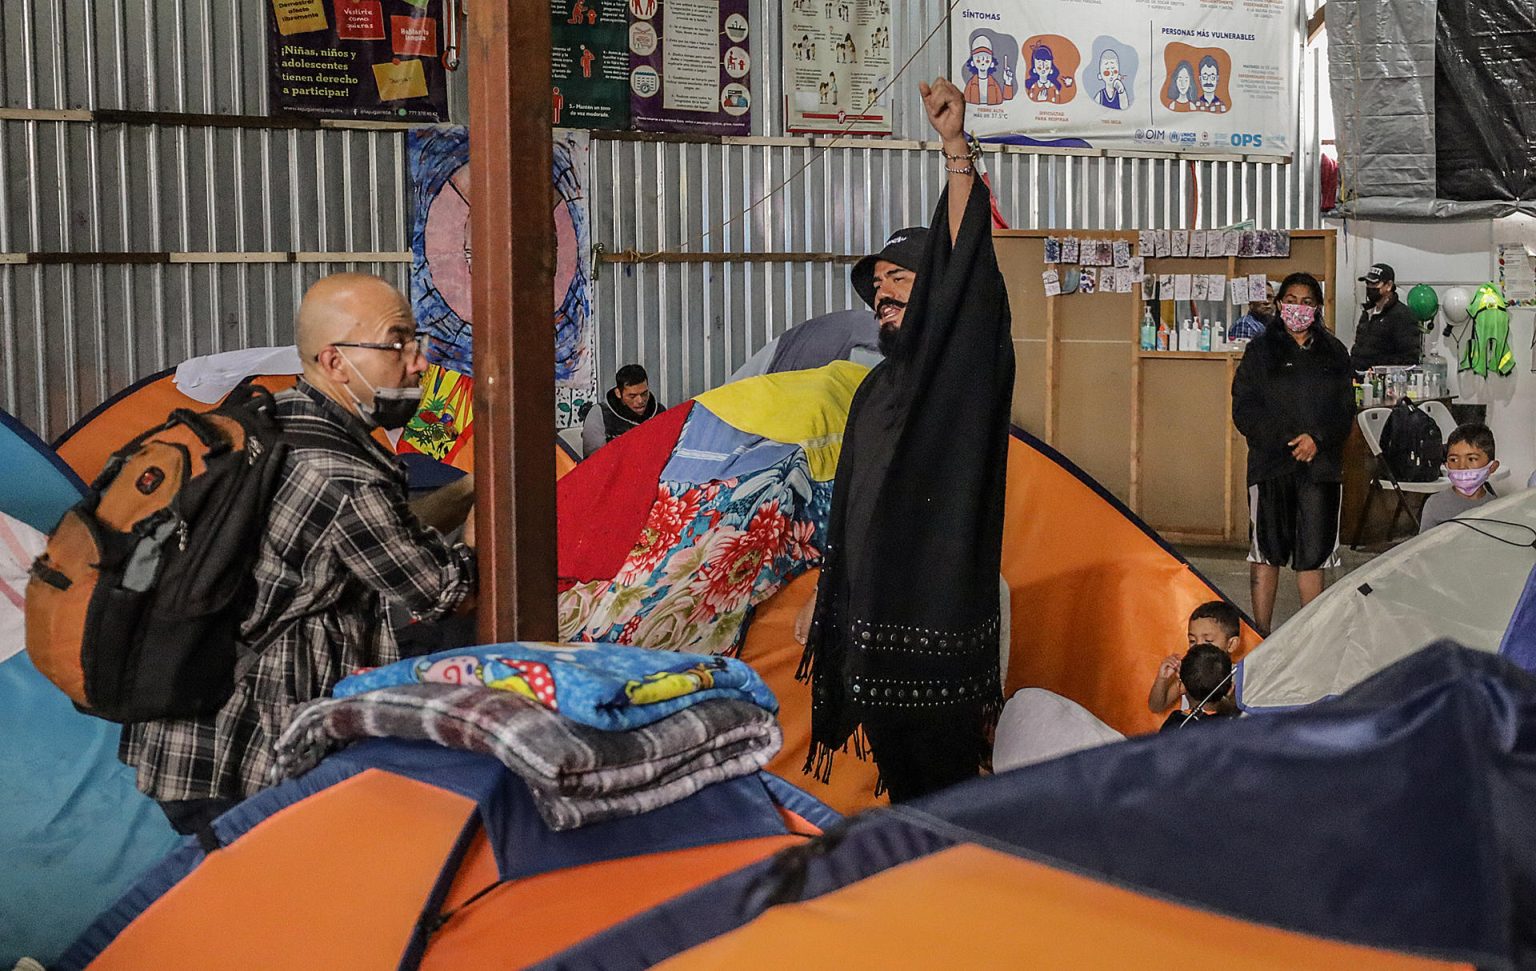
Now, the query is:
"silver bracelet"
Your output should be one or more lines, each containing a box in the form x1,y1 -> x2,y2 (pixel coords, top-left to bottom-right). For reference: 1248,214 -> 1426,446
944,161 -> 975,175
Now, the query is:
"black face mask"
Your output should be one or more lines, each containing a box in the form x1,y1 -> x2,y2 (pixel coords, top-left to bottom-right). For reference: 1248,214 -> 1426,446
366,386 -> 426,430
338,351 -> 424,430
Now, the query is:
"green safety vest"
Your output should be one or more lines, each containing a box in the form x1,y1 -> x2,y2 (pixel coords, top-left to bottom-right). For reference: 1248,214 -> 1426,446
1459,287 -> 1515,377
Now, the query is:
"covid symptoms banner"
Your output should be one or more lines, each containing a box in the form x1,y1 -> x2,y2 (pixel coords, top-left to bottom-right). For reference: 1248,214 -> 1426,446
269,0 -> 450,122
949,0 -> 1297,156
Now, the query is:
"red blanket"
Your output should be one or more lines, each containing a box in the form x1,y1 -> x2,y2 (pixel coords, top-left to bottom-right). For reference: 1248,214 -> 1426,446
557,402 -> 692,588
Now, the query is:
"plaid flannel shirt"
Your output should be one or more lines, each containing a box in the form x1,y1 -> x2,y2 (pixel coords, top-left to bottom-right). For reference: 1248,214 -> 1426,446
119,382 -> 476,802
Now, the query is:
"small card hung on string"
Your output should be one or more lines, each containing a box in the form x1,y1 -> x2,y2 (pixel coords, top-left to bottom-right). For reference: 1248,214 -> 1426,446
1061,237 -> 1081,264
1190,231 -> 1208,259
1079,268 -> 1098,295
1113,240 -> 1132,269
1154,230 -> 1171,258
1042,268 -> 1062,297
1138,230 -> 1156,256
1044,236 -> 1063,264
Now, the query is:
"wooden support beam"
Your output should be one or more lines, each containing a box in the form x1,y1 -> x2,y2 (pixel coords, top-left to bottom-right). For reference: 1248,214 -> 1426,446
468,0 -> 557,643
1306,3 -> 1326,43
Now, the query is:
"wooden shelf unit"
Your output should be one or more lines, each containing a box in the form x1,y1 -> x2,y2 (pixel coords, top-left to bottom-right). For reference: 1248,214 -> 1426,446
996,228 -> 1338,546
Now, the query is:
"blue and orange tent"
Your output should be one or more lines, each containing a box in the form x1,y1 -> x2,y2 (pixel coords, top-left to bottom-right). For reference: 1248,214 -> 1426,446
0,409 -> 178,967
57,739 -> 838,970
540,644 -> 1536,970
58,644 -> 1535,969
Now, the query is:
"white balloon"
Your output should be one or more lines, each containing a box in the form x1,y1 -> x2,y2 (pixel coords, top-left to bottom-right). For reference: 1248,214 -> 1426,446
1441,286 -> 1473,323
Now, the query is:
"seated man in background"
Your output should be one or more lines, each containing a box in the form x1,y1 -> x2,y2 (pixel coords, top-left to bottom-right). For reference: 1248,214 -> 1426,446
121,273 -> 478,836
1159,644 -> 1238,731
1420,423 -> 1500,533
582,364 -> 665,457
1228,285 -> 1275,341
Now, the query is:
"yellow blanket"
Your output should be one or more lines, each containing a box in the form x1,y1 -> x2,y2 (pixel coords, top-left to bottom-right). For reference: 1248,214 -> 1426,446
694,361 -> 871,481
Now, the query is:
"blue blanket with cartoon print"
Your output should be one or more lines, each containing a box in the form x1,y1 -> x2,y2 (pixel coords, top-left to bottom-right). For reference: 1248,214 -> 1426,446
334,641 -> 777,733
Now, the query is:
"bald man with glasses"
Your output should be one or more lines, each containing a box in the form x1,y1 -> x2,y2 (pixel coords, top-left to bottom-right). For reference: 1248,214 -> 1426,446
120,274 -> 478,836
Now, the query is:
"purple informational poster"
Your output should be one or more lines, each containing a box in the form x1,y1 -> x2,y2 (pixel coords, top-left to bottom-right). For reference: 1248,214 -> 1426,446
628,0 -> 751,135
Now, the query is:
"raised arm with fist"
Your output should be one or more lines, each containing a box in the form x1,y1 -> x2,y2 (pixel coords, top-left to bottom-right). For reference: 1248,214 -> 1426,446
918,76 -> 976,244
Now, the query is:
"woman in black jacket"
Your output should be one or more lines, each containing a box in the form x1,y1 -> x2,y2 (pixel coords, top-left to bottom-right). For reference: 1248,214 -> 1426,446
1231,271 -> 1355,634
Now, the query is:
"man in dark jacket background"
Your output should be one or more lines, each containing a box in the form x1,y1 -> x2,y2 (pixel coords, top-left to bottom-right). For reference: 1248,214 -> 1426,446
1349,263 -> 1421,373
580,364 -> 665,457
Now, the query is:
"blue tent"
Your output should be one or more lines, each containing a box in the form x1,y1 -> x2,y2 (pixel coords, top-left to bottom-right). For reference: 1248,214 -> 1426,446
0,409 -> 177,966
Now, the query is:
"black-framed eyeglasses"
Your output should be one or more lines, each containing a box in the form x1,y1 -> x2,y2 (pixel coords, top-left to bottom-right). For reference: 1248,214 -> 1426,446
329,330 -> 432,360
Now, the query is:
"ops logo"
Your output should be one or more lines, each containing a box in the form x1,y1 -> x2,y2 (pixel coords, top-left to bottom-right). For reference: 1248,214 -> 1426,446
1230,133 -> 1265,148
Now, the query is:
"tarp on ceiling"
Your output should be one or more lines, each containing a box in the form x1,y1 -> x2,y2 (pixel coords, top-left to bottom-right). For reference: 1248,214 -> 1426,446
1330,0 -> 1536,219
1238,488 -> 1536,711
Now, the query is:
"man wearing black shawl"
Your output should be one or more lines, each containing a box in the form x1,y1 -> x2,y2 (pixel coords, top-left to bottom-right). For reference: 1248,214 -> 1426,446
796,78 -> 1015,801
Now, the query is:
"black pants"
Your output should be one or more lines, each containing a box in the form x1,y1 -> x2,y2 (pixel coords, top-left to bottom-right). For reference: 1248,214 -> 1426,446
157,797 -> 239,837
864,716 -> 985,803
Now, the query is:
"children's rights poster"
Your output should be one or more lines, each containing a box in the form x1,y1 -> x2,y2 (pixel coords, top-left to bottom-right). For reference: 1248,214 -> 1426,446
629,0 -> 752,135
269,0 -> 449,121
949,0 -> 1298,156
784,0 -> 893,135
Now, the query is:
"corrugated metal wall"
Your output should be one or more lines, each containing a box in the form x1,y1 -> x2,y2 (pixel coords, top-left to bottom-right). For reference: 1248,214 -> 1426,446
1,0 -> 1321,438
593,0 -> 1326,406
0,0 -> 412,439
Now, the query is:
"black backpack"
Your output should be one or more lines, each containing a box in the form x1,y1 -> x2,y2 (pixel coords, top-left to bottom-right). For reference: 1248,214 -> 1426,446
26,384 -> 289,722
1378,400 -> 1443,483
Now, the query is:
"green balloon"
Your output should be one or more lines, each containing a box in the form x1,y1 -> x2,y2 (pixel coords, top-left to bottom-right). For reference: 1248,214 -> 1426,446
1406,284 -> 1439,322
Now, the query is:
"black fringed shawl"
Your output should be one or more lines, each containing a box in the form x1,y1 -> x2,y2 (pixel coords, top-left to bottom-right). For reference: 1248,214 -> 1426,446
798,179 -> 1015,780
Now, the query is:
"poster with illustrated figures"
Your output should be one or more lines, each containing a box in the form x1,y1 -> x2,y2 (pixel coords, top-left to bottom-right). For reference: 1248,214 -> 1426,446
784,0 -> 892,134
949,0 -> 1298,156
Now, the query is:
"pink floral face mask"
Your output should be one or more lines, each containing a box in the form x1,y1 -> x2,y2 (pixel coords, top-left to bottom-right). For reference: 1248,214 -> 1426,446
1446,465 -> 1493,497
1279,302 -> 1315,333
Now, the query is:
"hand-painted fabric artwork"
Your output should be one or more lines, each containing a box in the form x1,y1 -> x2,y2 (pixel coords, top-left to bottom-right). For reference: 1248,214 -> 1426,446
333,640 -> 778,732
556,363 -> 867,656
407,126 -> 593,387
398,363 -> 473,467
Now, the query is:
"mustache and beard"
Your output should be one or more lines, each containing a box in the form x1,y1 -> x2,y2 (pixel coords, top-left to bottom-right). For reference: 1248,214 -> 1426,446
876,296 -> 908,356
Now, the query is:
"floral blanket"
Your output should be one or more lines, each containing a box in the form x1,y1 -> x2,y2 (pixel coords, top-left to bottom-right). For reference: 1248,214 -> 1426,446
559,447 -> 832,655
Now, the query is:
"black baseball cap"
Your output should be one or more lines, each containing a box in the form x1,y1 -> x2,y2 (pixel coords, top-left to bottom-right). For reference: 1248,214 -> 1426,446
1359,263 -> 1395,285
852,227 -> 929,309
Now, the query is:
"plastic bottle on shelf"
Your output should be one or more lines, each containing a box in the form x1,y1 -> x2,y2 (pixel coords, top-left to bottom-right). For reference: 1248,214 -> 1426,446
1198,319 -> 1212,352
1140,306 -> 1157,351
1156,318 -> 1170,351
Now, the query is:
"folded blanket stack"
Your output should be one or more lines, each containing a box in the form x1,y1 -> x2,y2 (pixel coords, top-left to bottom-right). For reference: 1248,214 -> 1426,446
276,643 -> 783,830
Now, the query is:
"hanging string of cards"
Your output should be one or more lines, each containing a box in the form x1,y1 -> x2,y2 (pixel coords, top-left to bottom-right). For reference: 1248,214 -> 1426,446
1041,228 -> 1290,303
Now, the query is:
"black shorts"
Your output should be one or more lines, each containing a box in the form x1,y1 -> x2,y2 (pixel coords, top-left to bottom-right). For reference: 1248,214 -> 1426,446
1248,473 -> 1341,572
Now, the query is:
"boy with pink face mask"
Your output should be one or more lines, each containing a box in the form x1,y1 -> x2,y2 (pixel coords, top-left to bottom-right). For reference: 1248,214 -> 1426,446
1419,423 -> 1500,533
